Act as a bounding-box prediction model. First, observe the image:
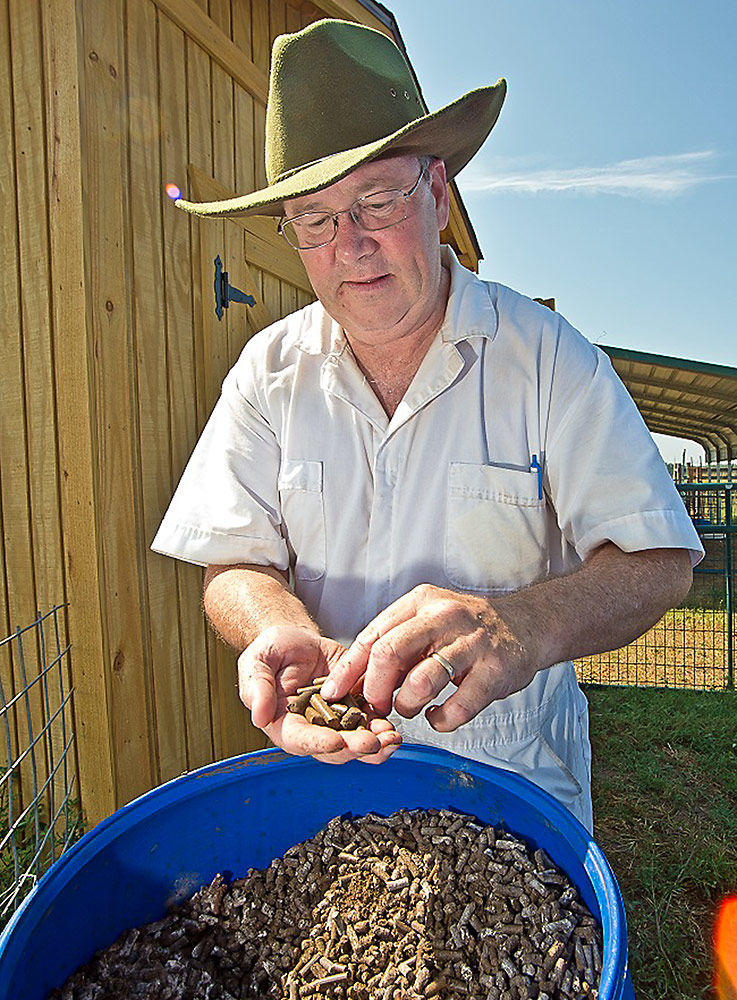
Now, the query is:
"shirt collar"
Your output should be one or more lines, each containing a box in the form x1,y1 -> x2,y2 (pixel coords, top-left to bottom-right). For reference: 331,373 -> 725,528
293,244 -> 498,356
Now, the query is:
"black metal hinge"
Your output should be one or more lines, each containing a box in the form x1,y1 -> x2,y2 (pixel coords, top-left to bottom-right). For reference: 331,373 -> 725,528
214,255 -> 256,320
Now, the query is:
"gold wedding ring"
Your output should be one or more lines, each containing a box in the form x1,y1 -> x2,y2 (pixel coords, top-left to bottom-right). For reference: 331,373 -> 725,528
431,651 -> 456,681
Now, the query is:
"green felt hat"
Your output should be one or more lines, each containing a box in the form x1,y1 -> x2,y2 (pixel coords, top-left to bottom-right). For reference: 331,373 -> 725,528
174,18 -> 506,219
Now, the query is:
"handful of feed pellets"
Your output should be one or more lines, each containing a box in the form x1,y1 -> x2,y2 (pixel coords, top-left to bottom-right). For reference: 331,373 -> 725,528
50,807 -> 603,1000
287,676 -> 373,731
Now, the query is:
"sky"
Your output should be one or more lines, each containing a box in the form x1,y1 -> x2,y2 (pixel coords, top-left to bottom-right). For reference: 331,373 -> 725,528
386,0 -> 736,465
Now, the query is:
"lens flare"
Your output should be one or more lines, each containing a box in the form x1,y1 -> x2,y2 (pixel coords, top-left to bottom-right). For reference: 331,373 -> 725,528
716,896 -> 737,1000
165,183 -> 181,200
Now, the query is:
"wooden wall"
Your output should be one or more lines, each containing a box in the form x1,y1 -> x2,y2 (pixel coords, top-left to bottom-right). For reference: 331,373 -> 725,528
1,0 -> 481,828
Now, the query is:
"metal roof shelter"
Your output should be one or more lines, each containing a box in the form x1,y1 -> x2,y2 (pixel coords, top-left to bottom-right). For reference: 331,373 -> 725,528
599,345 -> 737,463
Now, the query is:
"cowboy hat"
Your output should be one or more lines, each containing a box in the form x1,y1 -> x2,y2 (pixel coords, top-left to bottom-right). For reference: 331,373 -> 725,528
174,18 -> 506,219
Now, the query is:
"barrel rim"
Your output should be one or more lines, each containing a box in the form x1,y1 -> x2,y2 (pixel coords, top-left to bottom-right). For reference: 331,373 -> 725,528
0,744 -> 629,996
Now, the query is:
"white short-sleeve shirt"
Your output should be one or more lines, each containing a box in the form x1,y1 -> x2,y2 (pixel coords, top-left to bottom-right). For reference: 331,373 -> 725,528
153,244 -> 702,642
152,245 -> 703,829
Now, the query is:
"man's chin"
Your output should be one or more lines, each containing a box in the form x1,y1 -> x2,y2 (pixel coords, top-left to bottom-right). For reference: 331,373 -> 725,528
340,316 -> 410,343
332,301 -> 411,339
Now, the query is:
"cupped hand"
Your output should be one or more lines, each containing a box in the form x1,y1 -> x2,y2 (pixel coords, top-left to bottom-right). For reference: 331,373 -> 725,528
237,624 -> 401,763
320,584 -> 539,732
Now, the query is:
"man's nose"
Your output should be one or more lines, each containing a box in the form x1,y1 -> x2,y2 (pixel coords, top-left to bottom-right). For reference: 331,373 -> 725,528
332,211 -> 377,263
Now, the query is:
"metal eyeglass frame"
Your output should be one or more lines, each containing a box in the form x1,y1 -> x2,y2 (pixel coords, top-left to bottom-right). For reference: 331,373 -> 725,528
277,165 -> 429,250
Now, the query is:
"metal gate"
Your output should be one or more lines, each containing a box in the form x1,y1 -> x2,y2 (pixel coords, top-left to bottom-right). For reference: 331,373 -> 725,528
576,483 -> 735,690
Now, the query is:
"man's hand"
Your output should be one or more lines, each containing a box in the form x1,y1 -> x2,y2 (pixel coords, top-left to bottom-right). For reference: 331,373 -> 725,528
237,624 -> 401,764
320,585 -> 539,733
320,546 -> 693,733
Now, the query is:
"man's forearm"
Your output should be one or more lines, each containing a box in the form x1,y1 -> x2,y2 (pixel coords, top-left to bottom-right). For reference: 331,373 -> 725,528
203,564 -> 318,652
494,543 -> 693,672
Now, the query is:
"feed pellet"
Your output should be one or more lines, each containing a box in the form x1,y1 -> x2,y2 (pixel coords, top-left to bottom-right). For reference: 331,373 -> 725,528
51,808 -> 603,1000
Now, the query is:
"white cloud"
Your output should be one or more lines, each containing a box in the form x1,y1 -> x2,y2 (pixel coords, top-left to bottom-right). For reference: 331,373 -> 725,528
461,150 -> 735,198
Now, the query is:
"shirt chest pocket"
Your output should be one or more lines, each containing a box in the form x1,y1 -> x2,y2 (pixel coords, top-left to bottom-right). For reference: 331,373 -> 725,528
277,459 -> 326,581
445,463 -> 549,593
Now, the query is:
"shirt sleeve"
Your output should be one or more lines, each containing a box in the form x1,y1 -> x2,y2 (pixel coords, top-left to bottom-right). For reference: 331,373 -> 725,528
544,319 -> 705,568
150,361 -> 288,570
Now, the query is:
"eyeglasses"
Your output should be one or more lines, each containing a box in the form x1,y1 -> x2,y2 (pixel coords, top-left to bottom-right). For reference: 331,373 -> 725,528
278,166 -> 429,250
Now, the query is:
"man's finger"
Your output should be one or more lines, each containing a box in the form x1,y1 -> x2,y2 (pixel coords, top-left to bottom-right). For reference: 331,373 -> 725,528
322,590 -> 427,699
368,717 -> 397,734
357,730 -> 402,764
238,653 -> 278,728
424,669 -> 497,732
362,617 -> 446,715
312,749 -> 356,765
316,729 -> 402,765
320,637 -> 373,700
340,726 -> 383,756
393,655 -> 458,718
272,713 -> 347,756
309,714 -> 401,764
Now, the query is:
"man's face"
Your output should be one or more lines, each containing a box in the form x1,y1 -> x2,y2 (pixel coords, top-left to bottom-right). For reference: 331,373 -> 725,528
283,155 -> 450,346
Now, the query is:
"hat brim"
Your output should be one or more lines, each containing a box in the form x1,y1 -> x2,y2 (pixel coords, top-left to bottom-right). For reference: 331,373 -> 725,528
174,81 -> 506,219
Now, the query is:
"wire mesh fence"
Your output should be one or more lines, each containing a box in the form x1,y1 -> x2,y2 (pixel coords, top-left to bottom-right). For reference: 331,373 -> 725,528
0,606 -> 81,927
576,483 -> 735,690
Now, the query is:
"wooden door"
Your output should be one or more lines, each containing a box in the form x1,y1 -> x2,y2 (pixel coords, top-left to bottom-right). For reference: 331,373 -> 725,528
190,165 -> 315,758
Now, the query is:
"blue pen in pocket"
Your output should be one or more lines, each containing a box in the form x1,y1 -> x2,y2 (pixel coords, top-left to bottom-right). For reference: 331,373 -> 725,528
530,454 -> 543,500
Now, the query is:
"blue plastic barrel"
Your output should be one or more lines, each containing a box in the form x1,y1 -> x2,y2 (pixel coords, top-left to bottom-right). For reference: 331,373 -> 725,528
0,745 -> 634,998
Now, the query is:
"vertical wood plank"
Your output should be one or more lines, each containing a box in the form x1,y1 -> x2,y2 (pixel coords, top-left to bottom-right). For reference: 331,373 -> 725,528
225,229 -> 251,369
196,214 -> 259,759
80,0 -> 156,805
158,6 -> 214,771
41,0 -> 115,826
231,0 -> 256,368
208,0 -> 238,388
281,280 -> 297,319
269,0 -> 286,43
0,485 -> 20,803
284,0 -> 301,313
0,0 -> 23,801
262,270 -> 281,323
300,3 -> 318,29
268,0 -> 287,317
285,2 -> 301,33
126,0 -> 188,782
10,4 -> 65,620
0,1 -> 15,764
256,2 -> 284,326
207,0 -> 265,758
199,265 -> 228,760
185,0 -> 213,438
232,0 -> 254,197
10,0 -> 71,817
186,0 -> 222,761
251,0 -> 269,192
3,1 -> 47,812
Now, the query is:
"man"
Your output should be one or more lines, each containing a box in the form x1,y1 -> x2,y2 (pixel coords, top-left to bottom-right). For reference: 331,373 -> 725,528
153,19 -> 703,833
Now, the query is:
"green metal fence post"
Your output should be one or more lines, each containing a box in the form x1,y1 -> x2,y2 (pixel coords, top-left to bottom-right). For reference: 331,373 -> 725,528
726,484 -> 733,689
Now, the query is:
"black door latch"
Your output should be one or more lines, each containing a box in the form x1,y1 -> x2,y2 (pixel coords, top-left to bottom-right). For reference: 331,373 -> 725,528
214,255 -> 256,320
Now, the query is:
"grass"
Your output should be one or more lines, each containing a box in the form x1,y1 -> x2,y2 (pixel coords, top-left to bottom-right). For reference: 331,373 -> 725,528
0,773 -> 83,932
586,683 -> 737,1000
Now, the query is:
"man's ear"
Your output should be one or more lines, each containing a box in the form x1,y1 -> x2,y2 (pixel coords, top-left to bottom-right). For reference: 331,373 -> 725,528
429,157 -> 450,232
